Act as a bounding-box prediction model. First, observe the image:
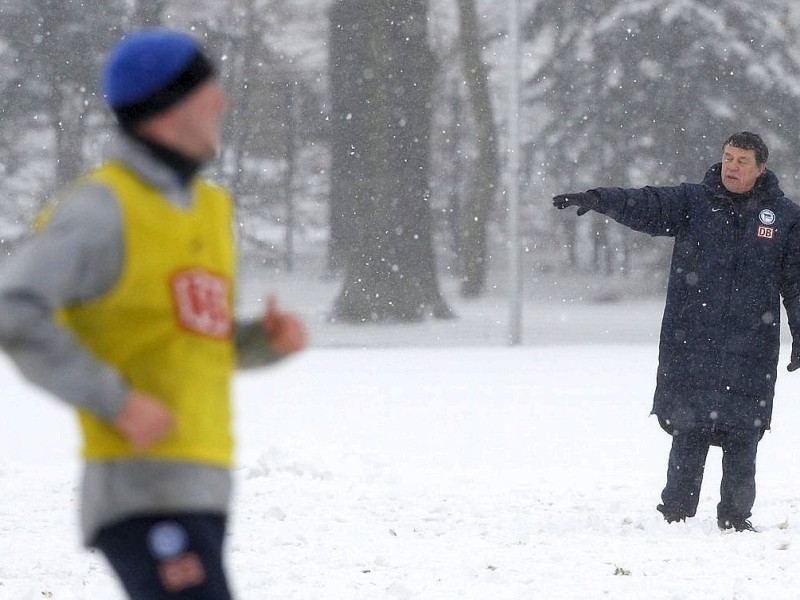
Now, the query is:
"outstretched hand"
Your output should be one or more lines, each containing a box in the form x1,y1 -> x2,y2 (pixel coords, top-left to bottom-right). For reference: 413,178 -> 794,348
262,295 -> 308,355
552,191 -> 596,216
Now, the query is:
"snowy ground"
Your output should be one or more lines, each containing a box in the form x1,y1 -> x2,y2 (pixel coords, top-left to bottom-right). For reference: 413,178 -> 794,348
4,274 -> 800,599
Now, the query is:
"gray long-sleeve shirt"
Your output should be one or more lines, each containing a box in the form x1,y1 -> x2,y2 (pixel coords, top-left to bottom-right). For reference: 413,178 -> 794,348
0,135 -> 278,543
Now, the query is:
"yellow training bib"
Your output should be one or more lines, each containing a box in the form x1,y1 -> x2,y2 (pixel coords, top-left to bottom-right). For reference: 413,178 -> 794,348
53,161 -> 236,466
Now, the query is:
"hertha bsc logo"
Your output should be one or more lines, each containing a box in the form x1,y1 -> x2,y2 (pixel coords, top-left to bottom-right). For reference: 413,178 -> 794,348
759,209 -> 776,225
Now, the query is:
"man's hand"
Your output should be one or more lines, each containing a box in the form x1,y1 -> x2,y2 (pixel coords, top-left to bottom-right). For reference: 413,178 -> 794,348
262,295 -> 307,355
552,191 -> 597,216
114,390 -> 176,452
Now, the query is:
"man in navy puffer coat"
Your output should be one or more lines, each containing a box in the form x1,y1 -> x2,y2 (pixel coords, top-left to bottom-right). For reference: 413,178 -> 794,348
554,132 -> 800,532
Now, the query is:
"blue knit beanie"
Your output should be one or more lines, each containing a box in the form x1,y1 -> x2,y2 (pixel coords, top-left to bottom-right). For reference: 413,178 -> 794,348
102,28 -> 214,128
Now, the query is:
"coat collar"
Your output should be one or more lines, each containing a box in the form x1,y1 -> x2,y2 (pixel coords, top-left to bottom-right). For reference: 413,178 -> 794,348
105,134 -> 199,207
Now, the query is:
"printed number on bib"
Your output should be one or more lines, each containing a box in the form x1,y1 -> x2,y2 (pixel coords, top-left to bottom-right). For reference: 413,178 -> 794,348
172,269 -> 232,338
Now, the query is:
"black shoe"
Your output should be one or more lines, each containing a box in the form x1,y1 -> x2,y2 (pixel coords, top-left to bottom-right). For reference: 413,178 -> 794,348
657,504 -> 687,523
718,517 -> 757,532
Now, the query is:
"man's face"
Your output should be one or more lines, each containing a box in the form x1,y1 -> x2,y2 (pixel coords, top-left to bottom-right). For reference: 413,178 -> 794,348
721,144 -> 765,194
170,80 -> 228,161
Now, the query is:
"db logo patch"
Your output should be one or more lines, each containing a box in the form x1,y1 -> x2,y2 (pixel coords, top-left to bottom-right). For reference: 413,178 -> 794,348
757,225 -> 775,239
172,269 -> 232,338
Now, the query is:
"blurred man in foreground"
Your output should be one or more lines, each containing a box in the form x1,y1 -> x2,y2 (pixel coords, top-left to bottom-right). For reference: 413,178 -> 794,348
0,28 -> 306,598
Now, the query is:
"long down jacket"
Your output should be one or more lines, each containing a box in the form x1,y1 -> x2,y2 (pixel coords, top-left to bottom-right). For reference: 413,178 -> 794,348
589,164 -> 800,433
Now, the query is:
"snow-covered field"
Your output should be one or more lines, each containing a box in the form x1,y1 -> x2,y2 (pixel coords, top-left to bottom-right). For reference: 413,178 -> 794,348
4,284 -> 800,599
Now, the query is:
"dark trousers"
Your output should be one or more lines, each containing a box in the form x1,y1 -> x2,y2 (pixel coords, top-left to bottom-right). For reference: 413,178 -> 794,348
93,513 -> 232,600
659,423 -> 760,521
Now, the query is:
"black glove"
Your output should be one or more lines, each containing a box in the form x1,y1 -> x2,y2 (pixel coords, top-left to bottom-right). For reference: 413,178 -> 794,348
552,191 -> 597,216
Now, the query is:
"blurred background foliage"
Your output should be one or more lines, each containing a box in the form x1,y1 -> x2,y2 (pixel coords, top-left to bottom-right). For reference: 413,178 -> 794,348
2,0 -> 800,316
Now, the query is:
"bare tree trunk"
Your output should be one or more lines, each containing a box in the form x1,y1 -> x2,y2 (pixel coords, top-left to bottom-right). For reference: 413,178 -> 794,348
54,86 -> 86,185
329,0 -> 453,322
447,74 -> 464,277
34,1 -> 96,187
327,0 -> 368,275
456,0 -> 499,298
283,82 -> 297,272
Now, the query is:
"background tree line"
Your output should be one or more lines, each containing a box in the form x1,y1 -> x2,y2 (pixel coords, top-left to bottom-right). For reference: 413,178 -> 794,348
2,0 -> 800,321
